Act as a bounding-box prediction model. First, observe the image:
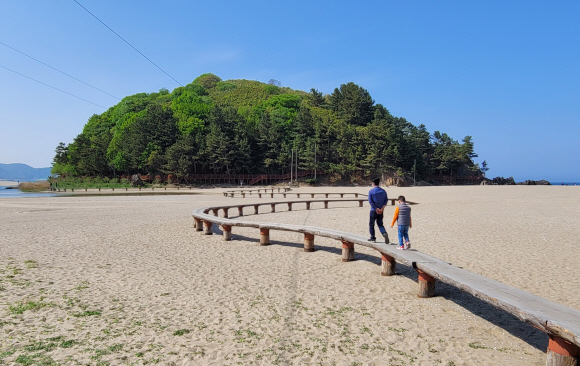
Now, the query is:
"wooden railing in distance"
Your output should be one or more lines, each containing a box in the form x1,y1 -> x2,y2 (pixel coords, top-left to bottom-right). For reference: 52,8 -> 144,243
192,199 -> 580,366
222,187 -> 292,197
223,190 -> 367,200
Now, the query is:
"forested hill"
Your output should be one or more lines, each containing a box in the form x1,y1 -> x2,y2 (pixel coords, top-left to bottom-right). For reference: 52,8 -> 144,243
52,73 -> 481,182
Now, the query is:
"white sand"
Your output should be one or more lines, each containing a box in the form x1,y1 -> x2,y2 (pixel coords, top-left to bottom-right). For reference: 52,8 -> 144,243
0,185 -> 578,365
0,180 -> 18,187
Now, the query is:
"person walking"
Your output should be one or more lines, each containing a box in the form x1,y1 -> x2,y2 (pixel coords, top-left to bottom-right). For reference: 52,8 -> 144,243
391,195 -> 412,250
368,177 -> 389,243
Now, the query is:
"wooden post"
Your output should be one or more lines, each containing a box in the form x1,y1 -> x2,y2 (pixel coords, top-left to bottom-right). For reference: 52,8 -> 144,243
222,208 -> 229,218
203,221 -> 213,235
391,199 -> 396,205
283,193 -> 287,198
259,193 -> 262,198
306,202 -> 310,210
254,205 -> 259,214
238,206 -> 243,216
260,228 -> 270,246
311,194 -> 315,198
230,193 -> 234,198
304,233 -> 315,252
417,270 -> 436,298
341,241 -> 354,262
381,254 -> 396,276
297,193 -> 300,198
242,193 -> 245,198
355,193 -> 358,197
325,193 -> 329,198
288,203 -> 292,211
324,201 -> 328,209
340,193 -> 344,198
546,336 -> 579,366
222,225 -> 232,241
271,204 -> 276,212
212,208 -> 218,216
195,218 -> 203,232
359,200 -> 364,207
270,193 -> 274,198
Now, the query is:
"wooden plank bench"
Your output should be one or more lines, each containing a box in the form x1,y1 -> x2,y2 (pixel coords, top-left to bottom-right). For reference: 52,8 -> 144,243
192,199 -> 580,365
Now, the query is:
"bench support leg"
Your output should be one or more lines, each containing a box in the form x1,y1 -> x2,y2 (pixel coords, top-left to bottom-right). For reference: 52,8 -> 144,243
212,209 -> 218,216
306,202 -> 310,210
271,204 -> 276,213
381,254 -> 396,276
288,203 -> 292,211
238,206 -> 243,216
195,218 -> 203,232
203,221 -> 213,235
260,228 -> 270,246
222,225 -> 232,241
417,270 -> 436,298
304,233 -> 315,252
341,241 -> 354,262
223,208 -> 228,218
546,336 -> 579,366
324,201 -> 329,209
359,200 -> 363,207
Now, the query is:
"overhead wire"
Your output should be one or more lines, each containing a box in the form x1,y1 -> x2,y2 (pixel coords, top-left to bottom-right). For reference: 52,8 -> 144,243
73,0 -> 184,87
0,64 -> 106,108
0,40 -> 120,100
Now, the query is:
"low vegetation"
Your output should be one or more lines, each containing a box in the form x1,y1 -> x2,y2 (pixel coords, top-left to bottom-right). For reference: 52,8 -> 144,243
17,181 -> 50,192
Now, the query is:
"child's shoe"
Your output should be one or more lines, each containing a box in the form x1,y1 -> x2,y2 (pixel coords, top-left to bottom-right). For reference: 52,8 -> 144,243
397,245 -> 404,250
405,241 -> 411,250
368,237 -> 376,242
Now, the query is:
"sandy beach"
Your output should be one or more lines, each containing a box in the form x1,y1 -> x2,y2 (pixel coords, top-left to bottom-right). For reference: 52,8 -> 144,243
0,185 -> 578,365
0,180 -> 18,187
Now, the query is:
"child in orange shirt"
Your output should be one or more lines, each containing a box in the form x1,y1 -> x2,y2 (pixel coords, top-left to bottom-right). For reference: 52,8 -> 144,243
390,195 -> 412,250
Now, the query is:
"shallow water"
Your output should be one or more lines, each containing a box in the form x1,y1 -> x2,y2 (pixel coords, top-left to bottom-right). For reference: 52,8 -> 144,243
0,186 -> 56,198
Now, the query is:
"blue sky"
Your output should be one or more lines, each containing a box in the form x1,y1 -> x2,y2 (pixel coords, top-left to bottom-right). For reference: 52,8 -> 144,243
0,1 -> 578,181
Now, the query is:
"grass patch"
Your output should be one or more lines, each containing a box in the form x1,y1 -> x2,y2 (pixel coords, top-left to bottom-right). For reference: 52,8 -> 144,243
468,342 -> 490,350
24,260 -> 38,268
16,353 -> 57,365
71,310 -> 101,317
9,300 -> 54,314
173,329 -> 190,336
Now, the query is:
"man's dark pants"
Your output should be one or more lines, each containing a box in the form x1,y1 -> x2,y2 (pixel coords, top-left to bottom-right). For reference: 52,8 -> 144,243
369,210 -> 385,239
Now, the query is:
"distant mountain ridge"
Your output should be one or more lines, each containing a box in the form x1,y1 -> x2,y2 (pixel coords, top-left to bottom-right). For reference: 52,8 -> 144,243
0,163 -> 51,181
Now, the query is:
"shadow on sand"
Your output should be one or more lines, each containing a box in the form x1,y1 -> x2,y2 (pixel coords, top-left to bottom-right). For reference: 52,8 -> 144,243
211,225 -> 548,352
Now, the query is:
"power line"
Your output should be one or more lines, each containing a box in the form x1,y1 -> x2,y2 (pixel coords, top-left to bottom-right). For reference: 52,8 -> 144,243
73,0 -> 183,87
0,40 -> 120,100
0,65 -> 106,108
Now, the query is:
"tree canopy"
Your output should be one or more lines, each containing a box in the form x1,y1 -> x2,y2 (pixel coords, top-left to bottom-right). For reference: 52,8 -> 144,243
52,74 -> 482,182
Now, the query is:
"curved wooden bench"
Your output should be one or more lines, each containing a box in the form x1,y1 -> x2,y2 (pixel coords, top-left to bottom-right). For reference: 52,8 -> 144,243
192,199 -> 580,365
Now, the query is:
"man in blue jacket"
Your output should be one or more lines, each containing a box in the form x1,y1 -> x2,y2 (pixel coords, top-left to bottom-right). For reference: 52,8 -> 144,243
368,177 -> 389,243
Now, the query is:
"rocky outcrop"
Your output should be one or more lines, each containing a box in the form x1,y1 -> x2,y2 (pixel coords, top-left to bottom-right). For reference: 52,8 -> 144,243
130,174 -> 144,187
490,176 -> 516,185
516,180 -> 551,185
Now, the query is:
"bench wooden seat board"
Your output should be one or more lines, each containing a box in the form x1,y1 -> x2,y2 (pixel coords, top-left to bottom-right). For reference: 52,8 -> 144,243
192,200 -> 580,357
